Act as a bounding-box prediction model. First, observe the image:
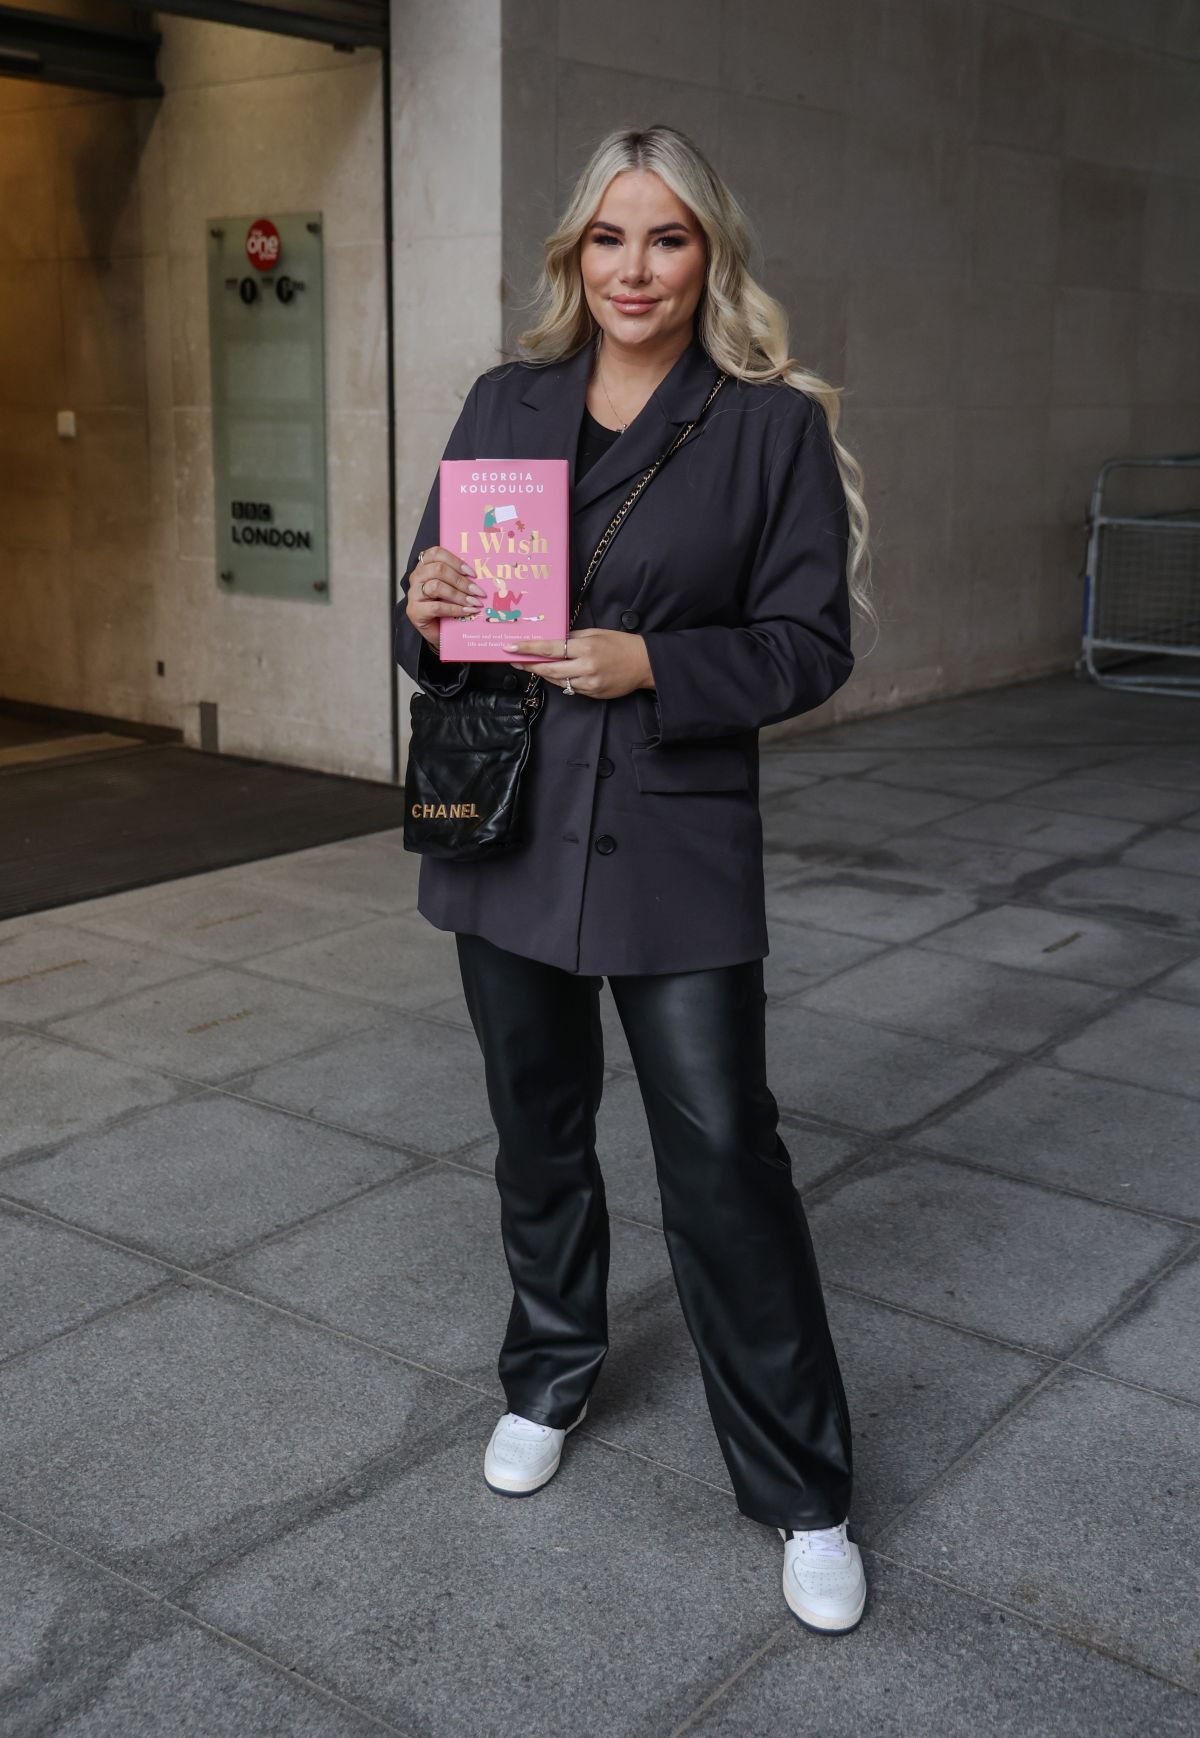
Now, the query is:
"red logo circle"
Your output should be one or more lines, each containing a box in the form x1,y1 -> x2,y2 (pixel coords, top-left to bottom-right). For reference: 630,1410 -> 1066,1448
245,218 -> 281,271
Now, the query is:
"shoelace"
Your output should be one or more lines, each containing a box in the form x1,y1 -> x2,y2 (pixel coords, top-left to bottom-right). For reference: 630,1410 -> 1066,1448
794,1523 -> 849,1558
505,1413 -> 552,1436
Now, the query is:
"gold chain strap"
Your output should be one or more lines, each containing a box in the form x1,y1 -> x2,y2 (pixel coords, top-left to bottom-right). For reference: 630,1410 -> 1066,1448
522,371 -> 728,713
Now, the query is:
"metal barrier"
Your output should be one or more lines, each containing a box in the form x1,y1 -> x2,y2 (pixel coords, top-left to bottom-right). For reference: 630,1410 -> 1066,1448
1079,452 -> 1200,696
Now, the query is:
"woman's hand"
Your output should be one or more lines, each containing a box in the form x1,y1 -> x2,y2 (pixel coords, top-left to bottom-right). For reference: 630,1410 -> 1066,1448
405,546 -> 487,653
502,628 -> 654,700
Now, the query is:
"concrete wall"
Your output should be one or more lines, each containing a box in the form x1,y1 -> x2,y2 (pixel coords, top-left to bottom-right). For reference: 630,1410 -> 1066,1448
0,17 -> 392,778
390,0 -> 503,753
501,0 -> 1200,726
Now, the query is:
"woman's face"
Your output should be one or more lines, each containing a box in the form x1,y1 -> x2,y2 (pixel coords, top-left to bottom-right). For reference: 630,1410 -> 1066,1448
579,169 -> 707,352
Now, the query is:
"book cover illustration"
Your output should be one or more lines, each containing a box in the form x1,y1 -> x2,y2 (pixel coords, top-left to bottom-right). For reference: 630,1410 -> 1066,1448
437,458 -> 570,662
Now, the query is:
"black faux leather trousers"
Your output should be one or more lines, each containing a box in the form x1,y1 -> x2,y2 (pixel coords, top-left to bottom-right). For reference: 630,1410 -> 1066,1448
454,930 -> 854,1531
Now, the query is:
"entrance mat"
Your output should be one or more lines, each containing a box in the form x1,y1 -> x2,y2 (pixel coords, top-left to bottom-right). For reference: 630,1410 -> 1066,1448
0,730 -> 148,770
0,744 -> 410,921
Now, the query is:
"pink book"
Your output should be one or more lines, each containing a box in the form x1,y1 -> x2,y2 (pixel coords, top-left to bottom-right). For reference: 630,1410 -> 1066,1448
437,458 -> 570,662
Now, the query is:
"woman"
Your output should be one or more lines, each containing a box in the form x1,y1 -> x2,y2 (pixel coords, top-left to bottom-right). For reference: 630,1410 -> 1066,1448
394,125 -> 874,1636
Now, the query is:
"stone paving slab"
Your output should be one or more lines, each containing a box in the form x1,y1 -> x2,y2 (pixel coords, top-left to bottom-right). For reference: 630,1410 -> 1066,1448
931,801 -> 1145,856
760,920 -> 887,999
0,1027 -> 185,1165
1,1093 -> 417,1267
1087,749 -> 1200,792
797,947 -> 1115,1052
881,742 -> 1122,774
854,755 -> 1060,800
769,776 -> 976,833
0,911 -> 44,940
809,688 -> 1190,750
0,1284 -> 479,1594
762,811 -> 899,855
415,986 -> 473,1034
1035,864 -> 1200,936
765,876 -> 979,943
0,925 -> 199,1023
915,903 -> 1197,987
1012,775 -> 1200,825
1154,955 -> 1200,1005
241,913 -> 467,1014
913,1064 -> 1200,1222
180,1406 -> 786,1738
212,1163 -> 668,1388
31,862 -> 313,937
592,1282 -> 1047,1544
1052,996 -> 1200,1098
847,833 -> 1065,897
0,1517 -> 386,1737
0,1202 -> 168,1362
755,756 -> 824,795
1121,828 -> 1200,878
764,748 -> 891,777
881,1366 -> 1200,1690
805,1150 -> 1189,1355
56,879 -> 372,965
679,1555 -> 1195,1737
227,1013 -> 497,1156
46,968 -> 389,1086
1075,1248 -> 1200,1406
359,826 -> 407,850
764,1003 -> 1003,1133
237,836 -> 422,916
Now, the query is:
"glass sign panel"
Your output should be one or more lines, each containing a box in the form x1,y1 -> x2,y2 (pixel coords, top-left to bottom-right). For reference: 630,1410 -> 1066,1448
206,212 -> 329,601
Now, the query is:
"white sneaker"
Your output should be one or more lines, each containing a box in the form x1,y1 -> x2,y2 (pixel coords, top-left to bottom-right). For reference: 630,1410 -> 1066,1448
777,1520 -> 866,1634
483,1401 -> 588,1496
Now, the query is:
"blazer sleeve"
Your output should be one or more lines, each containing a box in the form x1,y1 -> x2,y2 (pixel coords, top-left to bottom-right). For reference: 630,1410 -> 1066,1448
638,396 -> 855,744
392,377 -> 482,698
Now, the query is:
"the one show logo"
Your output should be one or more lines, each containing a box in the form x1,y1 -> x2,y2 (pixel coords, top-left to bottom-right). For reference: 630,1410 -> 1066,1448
245,218 -> 281,271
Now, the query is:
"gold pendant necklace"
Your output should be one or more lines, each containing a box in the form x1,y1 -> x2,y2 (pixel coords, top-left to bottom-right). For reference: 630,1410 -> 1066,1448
596,336 -> 628,433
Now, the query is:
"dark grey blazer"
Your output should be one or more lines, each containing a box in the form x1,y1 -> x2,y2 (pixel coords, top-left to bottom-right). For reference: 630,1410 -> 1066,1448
393,328 -> 854,976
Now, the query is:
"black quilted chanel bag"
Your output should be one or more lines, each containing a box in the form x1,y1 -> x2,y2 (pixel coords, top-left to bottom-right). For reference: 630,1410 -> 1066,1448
403,372 -> 727,859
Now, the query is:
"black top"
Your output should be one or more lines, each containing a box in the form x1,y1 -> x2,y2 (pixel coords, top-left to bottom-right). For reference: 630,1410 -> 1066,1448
576,405 -> 622,482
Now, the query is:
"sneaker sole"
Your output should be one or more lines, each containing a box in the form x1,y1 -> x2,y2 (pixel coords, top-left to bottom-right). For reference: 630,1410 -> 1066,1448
782,1589 -> 866,1636
483,1402 -> 588,1497
777,1526 -> 866,1635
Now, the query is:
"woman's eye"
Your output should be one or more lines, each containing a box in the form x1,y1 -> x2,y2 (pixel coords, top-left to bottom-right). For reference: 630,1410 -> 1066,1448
589,234 -> 687,248
587,236 -> 681,250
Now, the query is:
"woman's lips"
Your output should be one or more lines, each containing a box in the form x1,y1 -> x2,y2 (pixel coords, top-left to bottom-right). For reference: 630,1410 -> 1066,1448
611,298 -> 658,314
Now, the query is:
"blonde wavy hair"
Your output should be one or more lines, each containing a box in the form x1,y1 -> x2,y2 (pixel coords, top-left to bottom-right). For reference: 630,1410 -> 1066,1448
510,124 -> 876,635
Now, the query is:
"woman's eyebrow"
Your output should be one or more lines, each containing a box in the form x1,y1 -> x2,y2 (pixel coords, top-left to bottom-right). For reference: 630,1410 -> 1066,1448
589,219 -> 692,235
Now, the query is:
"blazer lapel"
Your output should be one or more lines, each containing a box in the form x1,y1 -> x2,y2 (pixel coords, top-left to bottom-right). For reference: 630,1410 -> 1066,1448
516,329 -> 723,514
511,338 -> 594,493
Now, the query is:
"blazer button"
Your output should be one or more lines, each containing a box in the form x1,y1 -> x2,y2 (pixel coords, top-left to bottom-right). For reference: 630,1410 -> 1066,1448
594,834 -> 617,855
503,671 -> 520,691
619,609 -> 641,631
597,755 -> 614,777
